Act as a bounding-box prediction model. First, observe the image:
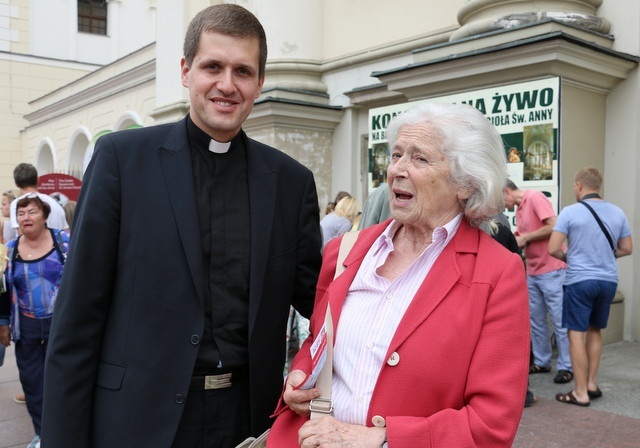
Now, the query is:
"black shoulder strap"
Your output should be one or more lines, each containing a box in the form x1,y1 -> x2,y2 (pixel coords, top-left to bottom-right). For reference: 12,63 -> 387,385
579,201 -> 615,253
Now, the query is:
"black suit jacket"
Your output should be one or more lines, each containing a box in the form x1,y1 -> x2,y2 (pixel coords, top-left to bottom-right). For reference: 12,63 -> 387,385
42,117 -> 322,447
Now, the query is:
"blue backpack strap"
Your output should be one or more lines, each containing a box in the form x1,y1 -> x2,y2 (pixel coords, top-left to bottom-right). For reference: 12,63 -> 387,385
51,229 -> 69,265
8,236 -> 19,266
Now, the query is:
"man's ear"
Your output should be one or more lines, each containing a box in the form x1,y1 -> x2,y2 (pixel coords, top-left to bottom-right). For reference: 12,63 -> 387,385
180,57 -> 190,88
255,75 -> 265,99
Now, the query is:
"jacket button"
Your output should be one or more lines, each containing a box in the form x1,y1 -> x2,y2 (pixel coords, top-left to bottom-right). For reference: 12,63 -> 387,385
175,394 -> 185,404
191,334 -> 200,345
371,415 -> 386,427
387,352 -> 400,366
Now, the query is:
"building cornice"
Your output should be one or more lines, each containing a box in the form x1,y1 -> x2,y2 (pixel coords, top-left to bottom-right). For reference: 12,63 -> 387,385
0,50 -> 101,71
247,98 -> 343,133
369,29 -> 638,102
24,60 -> 156,127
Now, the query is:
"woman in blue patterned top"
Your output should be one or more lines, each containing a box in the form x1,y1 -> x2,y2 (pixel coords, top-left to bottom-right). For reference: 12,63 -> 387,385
2,193 -> 69,448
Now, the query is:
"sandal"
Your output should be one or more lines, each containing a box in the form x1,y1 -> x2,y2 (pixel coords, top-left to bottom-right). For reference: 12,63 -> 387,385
588,387 -> 603,399
553,370 -> 574,384
529,364 -> 551,374
556,391 -> 590,407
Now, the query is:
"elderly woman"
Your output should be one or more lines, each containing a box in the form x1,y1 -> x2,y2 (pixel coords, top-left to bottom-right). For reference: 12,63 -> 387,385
2,194 -> 69,448
267,102 -> 530,447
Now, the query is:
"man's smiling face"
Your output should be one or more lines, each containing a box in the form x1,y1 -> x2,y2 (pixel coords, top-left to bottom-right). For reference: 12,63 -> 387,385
181,31 -> 264,142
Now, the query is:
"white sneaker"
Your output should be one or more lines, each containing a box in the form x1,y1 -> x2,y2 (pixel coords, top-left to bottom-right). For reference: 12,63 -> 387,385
27,435 -> 40,448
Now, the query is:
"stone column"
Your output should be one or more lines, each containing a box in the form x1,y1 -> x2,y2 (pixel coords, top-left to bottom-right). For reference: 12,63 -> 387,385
150,0 -> 212,123
245,0 -> 341,208
254,0 -> 328,104
451,0 -> 610,41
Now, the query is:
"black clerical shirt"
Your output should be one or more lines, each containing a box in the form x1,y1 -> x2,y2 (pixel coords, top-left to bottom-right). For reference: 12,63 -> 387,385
187,117 -> 251,374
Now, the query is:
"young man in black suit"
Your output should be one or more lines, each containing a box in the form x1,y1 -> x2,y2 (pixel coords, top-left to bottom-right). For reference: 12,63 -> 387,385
42,5 -> 322,448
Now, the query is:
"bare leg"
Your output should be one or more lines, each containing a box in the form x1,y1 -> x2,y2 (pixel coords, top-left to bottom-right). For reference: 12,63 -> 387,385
586,326 -> 602,391
568,329 -> 589,403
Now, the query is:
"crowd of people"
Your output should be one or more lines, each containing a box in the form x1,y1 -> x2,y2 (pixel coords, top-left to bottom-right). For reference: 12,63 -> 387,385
1,164 -> 74,448
0,4 -> 633,448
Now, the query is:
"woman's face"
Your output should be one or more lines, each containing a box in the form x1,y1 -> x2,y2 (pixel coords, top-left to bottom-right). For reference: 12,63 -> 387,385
1,196 -> 10,218
16,202 -> 46,236
387,124 -> 464,230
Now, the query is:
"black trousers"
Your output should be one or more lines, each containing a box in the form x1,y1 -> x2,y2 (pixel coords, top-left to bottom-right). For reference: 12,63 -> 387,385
171,372 -> 251,448
15,314 -> 52,436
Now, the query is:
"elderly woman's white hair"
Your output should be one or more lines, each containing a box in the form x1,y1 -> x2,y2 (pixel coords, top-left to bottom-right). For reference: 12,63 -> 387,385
386,102 -> 507,226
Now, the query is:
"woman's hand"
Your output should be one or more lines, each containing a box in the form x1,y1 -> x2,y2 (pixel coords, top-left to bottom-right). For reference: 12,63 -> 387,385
283,369 -> 321,416
298,416 -> 386,447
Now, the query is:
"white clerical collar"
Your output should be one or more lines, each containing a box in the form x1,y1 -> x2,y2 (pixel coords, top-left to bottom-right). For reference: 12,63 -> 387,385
209,139 -> 231,154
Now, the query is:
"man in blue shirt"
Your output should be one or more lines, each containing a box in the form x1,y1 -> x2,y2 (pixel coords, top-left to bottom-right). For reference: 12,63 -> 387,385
549,167 -> 632,407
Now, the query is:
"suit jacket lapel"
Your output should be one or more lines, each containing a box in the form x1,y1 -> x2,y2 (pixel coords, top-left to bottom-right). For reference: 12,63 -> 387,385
158,118 -> 205,306
244,133 -> 276,335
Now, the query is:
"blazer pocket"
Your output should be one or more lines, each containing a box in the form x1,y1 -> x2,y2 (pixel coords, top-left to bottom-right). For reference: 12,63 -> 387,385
96,361 -> 126,390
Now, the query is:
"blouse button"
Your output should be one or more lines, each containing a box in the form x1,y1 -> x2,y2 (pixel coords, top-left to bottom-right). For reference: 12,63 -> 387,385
387,352 -> 400,366
371,415 -> 386,427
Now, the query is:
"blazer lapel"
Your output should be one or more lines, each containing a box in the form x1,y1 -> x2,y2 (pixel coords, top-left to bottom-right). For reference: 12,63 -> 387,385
245,133 -> 276,335
388,220 -> 478,352
324,226 -> 382,341
158,118 -> 205,306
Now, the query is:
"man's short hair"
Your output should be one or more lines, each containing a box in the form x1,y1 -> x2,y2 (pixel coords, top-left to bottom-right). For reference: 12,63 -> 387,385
575,167 -> 602,191
183,4 -> 268,78
13,163 -> 38,189
504,179 -> 519,191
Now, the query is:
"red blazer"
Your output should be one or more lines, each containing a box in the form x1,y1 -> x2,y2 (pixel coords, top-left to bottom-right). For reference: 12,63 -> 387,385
268,219 -> 530,447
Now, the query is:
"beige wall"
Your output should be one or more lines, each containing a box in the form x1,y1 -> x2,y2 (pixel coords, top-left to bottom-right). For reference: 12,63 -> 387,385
9,0 -> 29,54
22,81 -> 157,172
558,83 -> 607,206
322,0 -> 462,60
0,57 -> 93,191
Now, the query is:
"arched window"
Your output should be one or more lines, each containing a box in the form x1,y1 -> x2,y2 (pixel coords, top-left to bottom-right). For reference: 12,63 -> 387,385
36,140 -> 56,174
83,130 -> 112,175
114,112 -> 143,132
69,127 -> 92,180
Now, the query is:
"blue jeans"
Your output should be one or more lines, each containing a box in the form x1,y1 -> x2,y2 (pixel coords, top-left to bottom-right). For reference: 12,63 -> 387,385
527,269 -> 572,371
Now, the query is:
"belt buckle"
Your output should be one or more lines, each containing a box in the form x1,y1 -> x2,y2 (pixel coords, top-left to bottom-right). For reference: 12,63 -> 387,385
309,397 -> 333,414
204,372 -> 233,390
